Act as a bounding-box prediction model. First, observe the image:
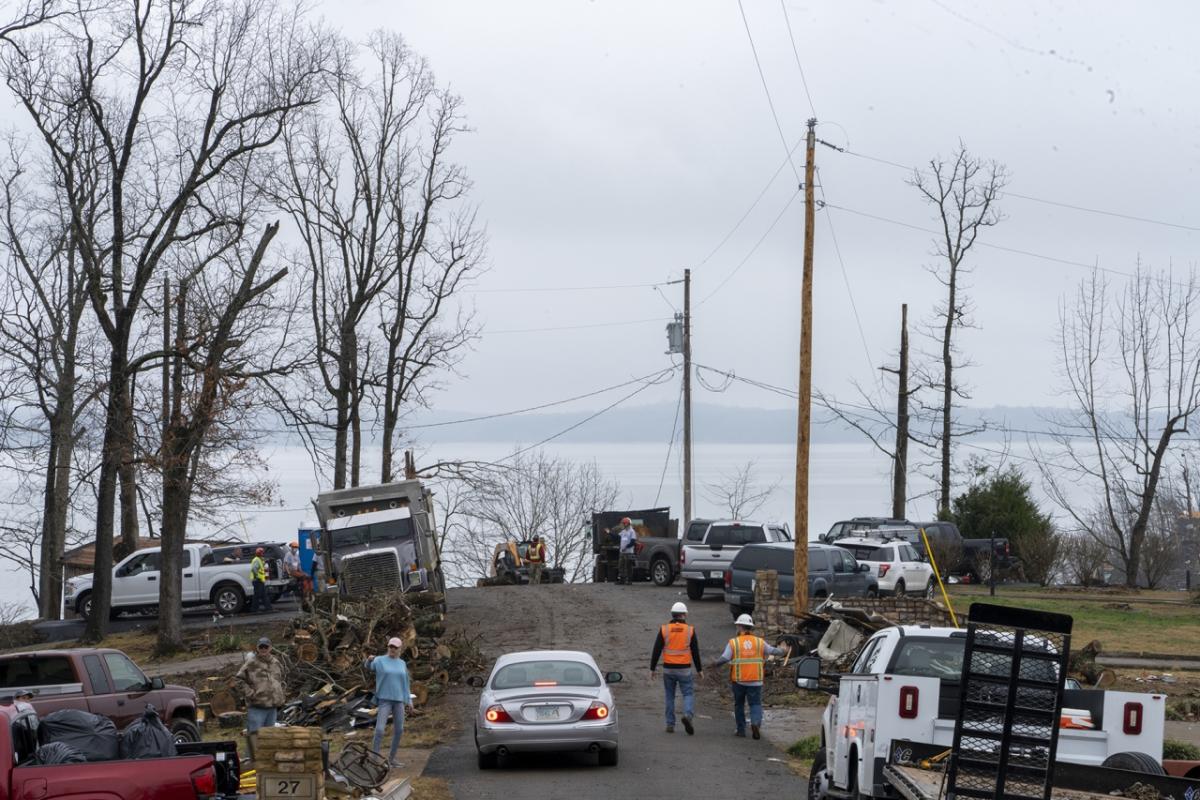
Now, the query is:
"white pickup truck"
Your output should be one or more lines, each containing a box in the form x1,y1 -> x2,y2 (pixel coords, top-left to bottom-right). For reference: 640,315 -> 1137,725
66,543 -> 282,619
798,625 -> 1166,800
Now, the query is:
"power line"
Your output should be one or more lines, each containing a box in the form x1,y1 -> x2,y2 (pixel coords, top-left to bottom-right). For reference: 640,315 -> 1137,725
488,317 -> 669,335
779,0 -> 816,117
654,377 -> 685,507
736,0 -> 802,183
467,280 -> 669,294
698,189 -> 800,305
497,367 -> 677,464
842,148 -> 1200,234
407,367 -> 677,430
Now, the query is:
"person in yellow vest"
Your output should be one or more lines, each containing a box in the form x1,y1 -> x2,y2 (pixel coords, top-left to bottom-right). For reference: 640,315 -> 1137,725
649,601 -> 703,734
250,547 -> 272,613
711,613 -> 784,739
526,535 -> 547,584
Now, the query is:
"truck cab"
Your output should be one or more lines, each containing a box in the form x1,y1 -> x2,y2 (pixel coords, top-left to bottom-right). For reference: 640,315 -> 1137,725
801,626 -> 1166,800
313,479 -> 446,598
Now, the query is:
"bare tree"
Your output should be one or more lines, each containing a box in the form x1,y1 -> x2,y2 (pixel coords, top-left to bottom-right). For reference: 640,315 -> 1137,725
1059,532 -> 1111,587
910,145 -> 1007,517
444,451 -> 620,584
1040,269 -> 1200,588
0,146 -> 101,618
276,32 -> 481,490
702,460 -> 779,520
2,0 -> 331,640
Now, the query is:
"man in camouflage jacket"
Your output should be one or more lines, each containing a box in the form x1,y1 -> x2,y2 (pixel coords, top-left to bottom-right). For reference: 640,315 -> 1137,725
234,636 -> 287,757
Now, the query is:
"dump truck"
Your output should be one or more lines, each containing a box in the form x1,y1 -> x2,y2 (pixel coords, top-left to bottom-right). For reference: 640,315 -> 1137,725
312,479 -> 446,599
591,508 -> 679,585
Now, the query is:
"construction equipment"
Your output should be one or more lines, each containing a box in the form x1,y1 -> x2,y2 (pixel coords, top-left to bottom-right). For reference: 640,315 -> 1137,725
480,541 -> 565,585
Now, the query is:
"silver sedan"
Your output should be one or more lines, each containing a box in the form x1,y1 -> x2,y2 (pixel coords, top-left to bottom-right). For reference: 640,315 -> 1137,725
472,649 -> 622,769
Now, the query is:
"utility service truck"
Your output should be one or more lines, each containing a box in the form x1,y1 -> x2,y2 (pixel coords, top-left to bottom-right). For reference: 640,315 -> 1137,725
313,479 -> 446,599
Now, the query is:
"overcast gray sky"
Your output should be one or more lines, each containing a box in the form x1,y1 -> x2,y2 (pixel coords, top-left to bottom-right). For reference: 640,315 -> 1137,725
335,0 -> 1199,417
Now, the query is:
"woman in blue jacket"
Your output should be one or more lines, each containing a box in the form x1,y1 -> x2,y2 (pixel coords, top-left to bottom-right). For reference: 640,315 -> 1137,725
365,637 -> 414,767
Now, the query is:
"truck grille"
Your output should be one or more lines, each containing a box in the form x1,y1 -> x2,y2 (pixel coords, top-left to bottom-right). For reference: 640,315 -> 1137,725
340,550 -> 401,596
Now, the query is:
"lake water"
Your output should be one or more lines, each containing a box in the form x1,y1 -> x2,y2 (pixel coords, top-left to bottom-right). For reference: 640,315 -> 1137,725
0,439 -> 1079,616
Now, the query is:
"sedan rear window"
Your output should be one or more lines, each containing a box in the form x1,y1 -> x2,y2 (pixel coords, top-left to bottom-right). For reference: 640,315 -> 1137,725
492,660 -> 600,689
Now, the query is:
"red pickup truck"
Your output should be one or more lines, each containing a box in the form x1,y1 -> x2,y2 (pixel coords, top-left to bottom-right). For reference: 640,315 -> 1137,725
0,649 -> 202,742
0,703 -> 231,799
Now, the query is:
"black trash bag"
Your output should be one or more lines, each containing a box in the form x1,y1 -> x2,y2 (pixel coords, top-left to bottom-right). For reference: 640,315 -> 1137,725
10,709 -> 40,764
37,708 -> 119,761
33,741 -> 87,764
120,705 -> 177,759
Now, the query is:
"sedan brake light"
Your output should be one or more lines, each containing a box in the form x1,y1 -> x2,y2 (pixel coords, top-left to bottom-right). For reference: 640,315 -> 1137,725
581,702 -> 609,721
190,765 -> 217,798
485,705 -> 514,723
878,564 -> 890,578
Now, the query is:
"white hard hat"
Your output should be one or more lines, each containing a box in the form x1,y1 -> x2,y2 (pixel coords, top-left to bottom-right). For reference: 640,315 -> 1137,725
735,613 -> 755,627
670,602 -> 688,615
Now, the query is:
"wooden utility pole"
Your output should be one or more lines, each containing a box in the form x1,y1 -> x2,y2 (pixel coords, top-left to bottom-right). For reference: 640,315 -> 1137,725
683,268 -> 693,528
892,304 -> 909,519
793,118 -> 817,616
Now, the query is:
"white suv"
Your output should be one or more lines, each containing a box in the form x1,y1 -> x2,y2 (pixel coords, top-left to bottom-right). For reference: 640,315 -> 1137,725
831,536 -> 934,597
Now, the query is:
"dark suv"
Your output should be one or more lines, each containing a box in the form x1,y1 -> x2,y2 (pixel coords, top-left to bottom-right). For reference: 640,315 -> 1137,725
724,542 -> 878,618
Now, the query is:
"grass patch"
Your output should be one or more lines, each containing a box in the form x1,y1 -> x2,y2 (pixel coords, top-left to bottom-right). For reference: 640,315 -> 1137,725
410,776 -> 454,800
943,589 -> 1200,654
1166,699 -> 1200,721
1164,740 -> 1200,760
788,734 -> 822,760
403,702 -> 461,748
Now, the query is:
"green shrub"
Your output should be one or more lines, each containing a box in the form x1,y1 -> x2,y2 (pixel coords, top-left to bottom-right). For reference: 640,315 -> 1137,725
788,734 -> 822,759
1163,739 -> 1200,760
213,629 -> 243,653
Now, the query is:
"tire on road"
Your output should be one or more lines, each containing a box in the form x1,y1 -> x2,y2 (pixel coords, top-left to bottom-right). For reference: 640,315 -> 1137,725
170,719 -> 202,744
598,746 -> 618,767
651,557 -> 674,587
893,579 -> 906,598
808,745 -> 828,800
1101,751 -> 1165,775
685,579 -> 704,600
211,582 -> 246,616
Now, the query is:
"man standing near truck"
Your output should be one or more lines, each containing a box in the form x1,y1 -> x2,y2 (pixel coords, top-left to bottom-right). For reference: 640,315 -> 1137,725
712,614 -> 785,740
649,602 -> 702,734
526,535 -> 547,584
617,518 -> 637,585
250,547 -> 271,612
234,637 -> 287,759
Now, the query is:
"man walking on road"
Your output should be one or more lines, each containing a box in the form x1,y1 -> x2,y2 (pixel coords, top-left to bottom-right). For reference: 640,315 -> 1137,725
250,547 -> 272,612
712,614 -> 785,740
650,601 -> 702,734
617,517 -> 637,585
233,637 -> 287,760
526,535 -> 547,585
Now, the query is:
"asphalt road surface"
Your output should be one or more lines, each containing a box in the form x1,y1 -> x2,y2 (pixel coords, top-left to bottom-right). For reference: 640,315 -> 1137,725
33,597 -> 302,642
423,581 -> 812,798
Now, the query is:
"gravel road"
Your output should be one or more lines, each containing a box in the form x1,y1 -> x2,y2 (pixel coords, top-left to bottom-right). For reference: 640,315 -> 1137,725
422,581 -> 811,797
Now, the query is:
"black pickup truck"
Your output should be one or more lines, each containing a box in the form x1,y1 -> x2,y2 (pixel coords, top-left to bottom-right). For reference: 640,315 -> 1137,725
591,508 -> 680,586
822,518 -> 1015,582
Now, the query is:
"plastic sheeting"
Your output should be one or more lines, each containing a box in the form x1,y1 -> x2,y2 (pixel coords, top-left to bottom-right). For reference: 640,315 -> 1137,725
816,619 -> 865,662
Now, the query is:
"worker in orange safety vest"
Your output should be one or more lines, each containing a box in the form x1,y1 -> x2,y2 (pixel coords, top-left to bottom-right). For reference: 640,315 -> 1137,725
650,601 -> 703,734
711,613 -> 785,739
526,535 -> 547,584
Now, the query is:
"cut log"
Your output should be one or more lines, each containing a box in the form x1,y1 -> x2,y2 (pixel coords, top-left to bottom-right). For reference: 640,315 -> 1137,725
209,690 -> 237,717
411,682 -> 429,707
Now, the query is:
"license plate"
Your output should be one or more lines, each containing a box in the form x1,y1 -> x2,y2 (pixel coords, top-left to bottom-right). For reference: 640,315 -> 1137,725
535,706 -> 560,720
710,571 -> 723,579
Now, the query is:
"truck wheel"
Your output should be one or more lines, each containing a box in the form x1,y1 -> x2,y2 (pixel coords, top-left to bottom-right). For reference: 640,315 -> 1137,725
170,719 -> 201,744
894,579 -> 906,598
212,583 -> 245,615
77,593 -> 93,620
686,579 -> 704,600
808,747 -> 829,800
592,563 -> 605,583
729,605 -> 745,619
974,555 -> 994,584
1102,752 -> 1165,775
925,579 -> 936,598
651,557 -> 673,587
866,586 -> 879,598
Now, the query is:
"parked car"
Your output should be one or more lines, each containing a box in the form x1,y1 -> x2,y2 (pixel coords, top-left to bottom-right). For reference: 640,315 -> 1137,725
830,536 -> 935,597
66,542 -> 287,620
680,520 -> 792,600
823,518 -> 1016,582
724,542 -> 879,618
472,649 -> 622,769
0,647 -> 203,742
591,508 -> 681,586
